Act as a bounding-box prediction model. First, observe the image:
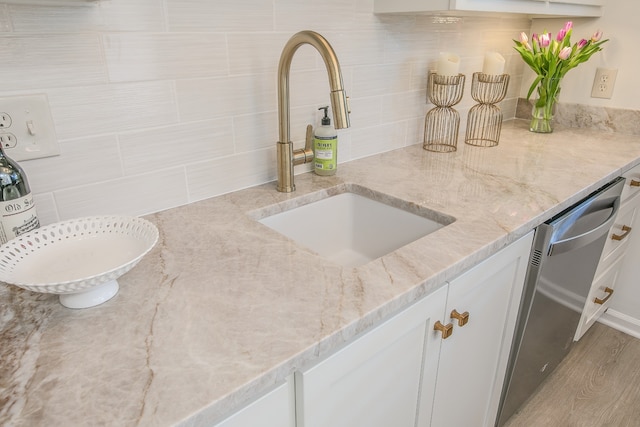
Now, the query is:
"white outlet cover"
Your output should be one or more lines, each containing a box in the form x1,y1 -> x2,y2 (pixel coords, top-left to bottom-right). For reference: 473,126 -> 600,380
0,94 -> 60,161
591,68 -> 617,99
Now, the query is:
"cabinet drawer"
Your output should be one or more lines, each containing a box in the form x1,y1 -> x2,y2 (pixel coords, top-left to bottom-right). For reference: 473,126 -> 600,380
586,256 -> 624,323
576,254 -> 625,340
599,196 -> 638,265
620,165 -> 640,202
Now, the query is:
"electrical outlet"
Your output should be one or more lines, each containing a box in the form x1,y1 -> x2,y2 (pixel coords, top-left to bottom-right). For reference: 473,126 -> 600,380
0,133 -> 17,149
591,68 -> 617,99
0,94 -> 60,161
0,113 -> 11,129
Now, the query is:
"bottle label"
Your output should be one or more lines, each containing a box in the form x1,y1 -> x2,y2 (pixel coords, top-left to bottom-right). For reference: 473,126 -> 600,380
0,193 -> 39,244
314,136 -> 337,171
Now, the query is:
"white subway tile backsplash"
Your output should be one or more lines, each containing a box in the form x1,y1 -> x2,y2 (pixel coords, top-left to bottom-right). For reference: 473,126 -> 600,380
8,4 -> 102,33
186,148 -> 275,202
385,90 -> 427,122
104,33 -> 228,83
98,0 -> 166,32
350,122 -> 403,160
0,34 -> 106,91
21,135 -> 122,193
166,0 -> 274,32
9,0 -> 165,33
227,33 -> 317,76
47,81 -> 178,140
405,116 -> 424,147
0,0 -> 531,220
274,0 -> 357,32
356,0 -> 374,13
55,168 -> 189,219
119,119 -> 235,175
32,193 -> 59,226
176,75 -> 276,122
382,22 -> 438,67
233,111 -> 278,153
335,130 -> 353,164
500,98 -> 519,120
0,5 -> 12,32
347,96 -> 382,129
288,68 -> 352,110
350,63 -> 413,98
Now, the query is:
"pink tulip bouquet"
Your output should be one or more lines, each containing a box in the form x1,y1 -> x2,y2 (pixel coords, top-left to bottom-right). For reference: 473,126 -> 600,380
514,22 -> 608,132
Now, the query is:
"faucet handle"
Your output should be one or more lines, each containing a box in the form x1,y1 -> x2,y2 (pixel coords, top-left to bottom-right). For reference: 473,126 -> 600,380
305,124 -> 313,151
293,124 -> 315,166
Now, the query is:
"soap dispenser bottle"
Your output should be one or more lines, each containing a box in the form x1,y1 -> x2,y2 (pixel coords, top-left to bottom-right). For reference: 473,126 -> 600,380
314,106 -> 338,176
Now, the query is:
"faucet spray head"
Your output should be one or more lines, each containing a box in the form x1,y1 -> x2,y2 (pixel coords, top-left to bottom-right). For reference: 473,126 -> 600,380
330,90 -> 350,129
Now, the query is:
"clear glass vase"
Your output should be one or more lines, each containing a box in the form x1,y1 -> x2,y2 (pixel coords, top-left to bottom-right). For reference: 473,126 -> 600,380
529,81 -> 561,133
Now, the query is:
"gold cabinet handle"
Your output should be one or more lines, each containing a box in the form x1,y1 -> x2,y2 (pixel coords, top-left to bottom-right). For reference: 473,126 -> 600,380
450,309 -> 470,327
629,179 -> 640,187
434,321 -> 453,339
594,287 -> 614,305
612,225 -> 632,241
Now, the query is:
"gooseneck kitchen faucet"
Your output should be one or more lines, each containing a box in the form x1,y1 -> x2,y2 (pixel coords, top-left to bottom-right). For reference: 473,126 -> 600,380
276,30 -> 350,193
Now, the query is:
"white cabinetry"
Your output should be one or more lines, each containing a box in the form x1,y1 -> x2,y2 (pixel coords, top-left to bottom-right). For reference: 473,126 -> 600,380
574,172 -> 640,339
428,231 -> 532,427
296,232 -> 533,427
575,166 -> 640,339
296,285 -> 447,427
214,377 -> 295,427
373,0 -> 602,18
598,164 -> 640,339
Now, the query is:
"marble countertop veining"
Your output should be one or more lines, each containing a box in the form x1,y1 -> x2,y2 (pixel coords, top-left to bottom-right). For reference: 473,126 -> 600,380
2,120 -> 640,426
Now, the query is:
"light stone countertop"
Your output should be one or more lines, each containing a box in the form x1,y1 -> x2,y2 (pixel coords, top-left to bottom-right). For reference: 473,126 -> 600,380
2,119 -> 640,426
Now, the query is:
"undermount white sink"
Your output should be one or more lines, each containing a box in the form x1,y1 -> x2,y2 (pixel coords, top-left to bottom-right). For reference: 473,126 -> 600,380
256,186 -> 455,267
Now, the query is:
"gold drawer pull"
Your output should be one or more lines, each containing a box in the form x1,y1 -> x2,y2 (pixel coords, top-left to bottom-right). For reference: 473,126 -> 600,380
612,225 -> 632,241
594,287 -> 614,305
434,321 -> 453,339
450,309 -> 470,327
630,179 -> 640,187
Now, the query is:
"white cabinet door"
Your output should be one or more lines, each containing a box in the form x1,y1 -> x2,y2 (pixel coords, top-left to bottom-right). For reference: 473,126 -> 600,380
430,232 -> 533,427
296,285 -> 447,427
214,376 -> 294,427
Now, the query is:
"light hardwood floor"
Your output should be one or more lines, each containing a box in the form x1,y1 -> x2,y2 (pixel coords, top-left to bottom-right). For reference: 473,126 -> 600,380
504,322 -> 640,427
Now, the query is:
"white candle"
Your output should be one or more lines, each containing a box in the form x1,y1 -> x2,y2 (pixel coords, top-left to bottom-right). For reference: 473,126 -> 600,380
482,51 -> 505,75
436,52 -> 460,76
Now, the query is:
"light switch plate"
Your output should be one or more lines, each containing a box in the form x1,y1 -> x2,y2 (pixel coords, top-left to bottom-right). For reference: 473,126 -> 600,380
0,94 -> 60,161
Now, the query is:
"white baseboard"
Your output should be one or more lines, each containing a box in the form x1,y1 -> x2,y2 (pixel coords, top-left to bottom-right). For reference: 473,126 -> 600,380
598,309 -> 640,339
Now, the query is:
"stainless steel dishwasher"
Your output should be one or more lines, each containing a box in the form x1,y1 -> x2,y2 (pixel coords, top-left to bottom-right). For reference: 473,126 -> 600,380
496,176 -> 625,426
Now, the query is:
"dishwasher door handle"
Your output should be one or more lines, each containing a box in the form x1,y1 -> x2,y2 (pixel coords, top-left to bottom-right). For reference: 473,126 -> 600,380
548,197 -> 620,256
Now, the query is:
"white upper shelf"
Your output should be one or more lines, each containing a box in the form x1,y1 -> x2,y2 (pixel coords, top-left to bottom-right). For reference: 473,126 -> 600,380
373,0 -> 603,18
0,0 -> 97,6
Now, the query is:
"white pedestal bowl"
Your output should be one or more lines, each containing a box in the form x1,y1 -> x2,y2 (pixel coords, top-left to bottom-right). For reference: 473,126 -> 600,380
0,215 -> 159,309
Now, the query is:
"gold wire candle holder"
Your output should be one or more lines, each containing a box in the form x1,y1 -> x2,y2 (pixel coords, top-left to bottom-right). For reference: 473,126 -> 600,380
423,72 -> 465,153
465,72 -> 510,147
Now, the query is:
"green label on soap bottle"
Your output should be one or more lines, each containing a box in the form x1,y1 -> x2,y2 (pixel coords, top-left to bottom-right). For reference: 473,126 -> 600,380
314,136 -> 337,172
